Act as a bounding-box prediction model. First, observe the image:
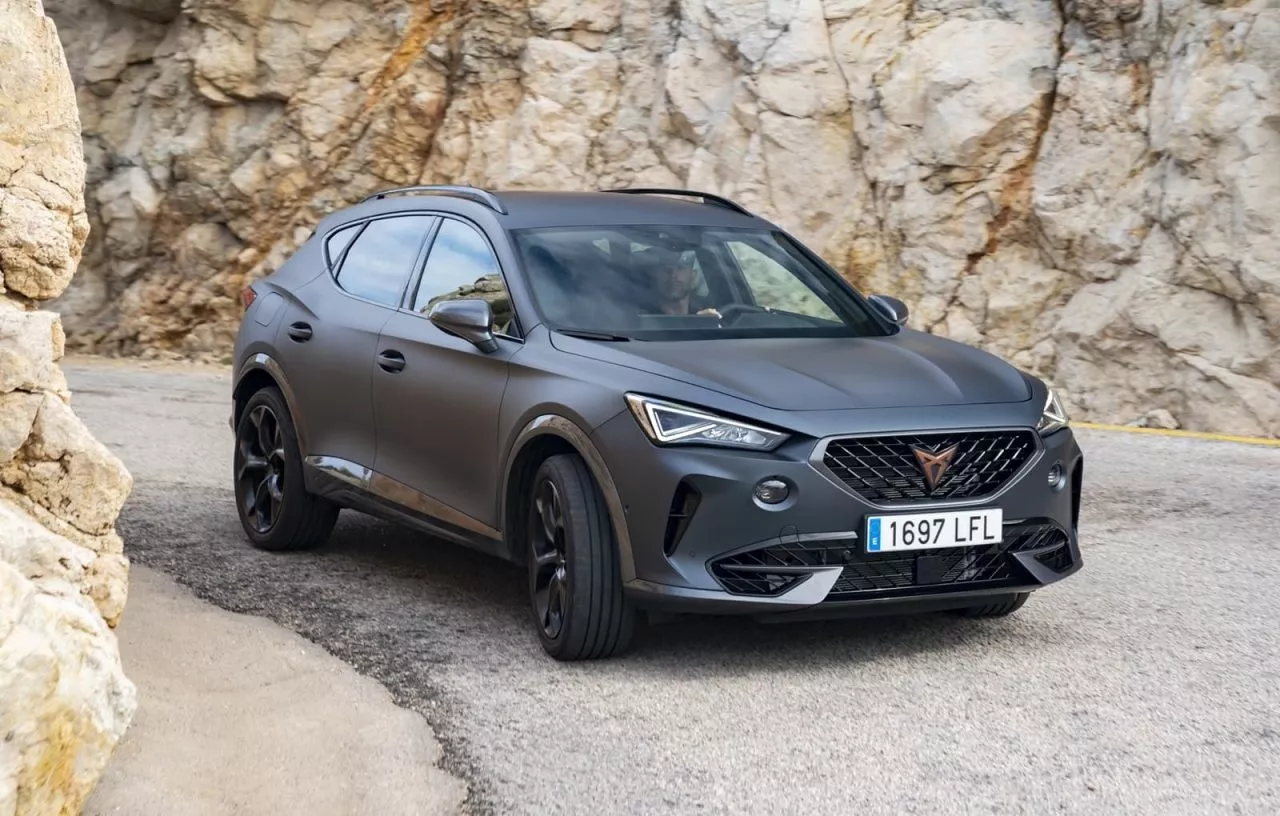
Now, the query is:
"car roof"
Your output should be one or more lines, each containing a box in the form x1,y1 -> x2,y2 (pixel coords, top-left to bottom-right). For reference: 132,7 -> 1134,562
322,188 -> 775,232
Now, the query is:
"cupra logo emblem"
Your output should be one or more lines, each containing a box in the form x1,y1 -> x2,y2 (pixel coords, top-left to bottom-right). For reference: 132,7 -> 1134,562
911,444 -> 959,492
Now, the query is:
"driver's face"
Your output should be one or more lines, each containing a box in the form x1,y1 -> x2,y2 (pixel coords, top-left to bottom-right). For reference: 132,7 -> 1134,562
653,262 -> 697,302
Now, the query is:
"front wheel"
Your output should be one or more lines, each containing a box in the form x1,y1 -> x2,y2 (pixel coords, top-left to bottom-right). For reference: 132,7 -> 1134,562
234,387 -> 338,551
527,454 -> 635,660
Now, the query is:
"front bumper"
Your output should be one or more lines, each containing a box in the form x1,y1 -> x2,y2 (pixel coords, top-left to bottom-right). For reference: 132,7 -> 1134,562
589,411 -> 1083,619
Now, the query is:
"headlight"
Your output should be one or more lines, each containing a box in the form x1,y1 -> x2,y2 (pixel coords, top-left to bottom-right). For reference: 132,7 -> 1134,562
624,395 -> 789,451
1037,387 -> 1070,436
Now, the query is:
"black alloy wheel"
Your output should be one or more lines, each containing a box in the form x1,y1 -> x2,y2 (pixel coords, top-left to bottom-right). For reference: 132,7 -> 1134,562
529,477 -> 569,639
525,455 -> 635,660
237,404 -> 286,534
233,387 -> 338,551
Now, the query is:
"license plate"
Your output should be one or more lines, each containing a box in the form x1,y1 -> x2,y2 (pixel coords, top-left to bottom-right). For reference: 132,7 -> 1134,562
865,508 -> 1003,553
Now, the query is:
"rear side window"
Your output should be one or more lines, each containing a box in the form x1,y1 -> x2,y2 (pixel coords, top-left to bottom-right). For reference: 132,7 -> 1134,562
334,216 -> 435,306
325,224 -> 361,267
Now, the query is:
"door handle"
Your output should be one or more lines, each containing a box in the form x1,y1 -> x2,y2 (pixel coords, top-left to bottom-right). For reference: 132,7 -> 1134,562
287,322 -> 313,342
377,350 -> 406,373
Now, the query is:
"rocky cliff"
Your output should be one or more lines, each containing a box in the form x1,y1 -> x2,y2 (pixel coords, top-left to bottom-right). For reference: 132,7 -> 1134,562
0,0 -> 136,811
46,0 -> 1280,436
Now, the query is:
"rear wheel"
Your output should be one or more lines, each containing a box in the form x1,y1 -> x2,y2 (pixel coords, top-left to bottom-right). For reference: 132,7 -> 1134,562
234,387 -> 338,551
956,592 -> 1029,619
527,454 -> 635,660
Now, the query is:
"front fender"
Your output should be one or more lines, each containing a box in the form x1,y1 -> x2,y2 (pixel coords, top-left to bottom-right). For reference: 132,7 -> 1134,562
500,414 -> 636,582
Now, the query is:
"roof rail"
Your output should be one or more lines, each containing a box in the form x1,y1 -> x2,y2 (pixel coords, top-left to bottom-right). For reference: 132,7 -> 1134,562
359,185 -> 508,215
599,187 -> 753,216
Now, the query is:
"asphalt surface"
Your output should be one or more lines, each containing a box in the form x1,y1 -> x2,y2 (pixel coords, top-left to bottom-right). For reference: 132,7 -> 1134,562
67,357 -> 1280,815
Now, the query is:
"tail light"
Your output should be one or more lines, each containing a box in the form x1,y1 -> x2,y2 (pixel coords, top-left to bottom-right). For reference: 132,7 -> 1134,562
240,285 -> 258,311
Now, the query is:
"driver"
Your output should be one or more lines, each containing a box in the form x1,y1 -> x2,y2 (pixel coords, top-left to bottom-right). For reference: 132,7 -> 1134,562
650,255 -> 699,315
647,252 -> 722,317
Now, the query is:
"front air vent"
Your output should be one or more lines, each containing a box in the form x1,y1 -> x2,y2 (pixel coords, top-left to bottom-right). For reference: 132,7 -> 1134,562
663,480 -> 701,556
709,534 -> 860,597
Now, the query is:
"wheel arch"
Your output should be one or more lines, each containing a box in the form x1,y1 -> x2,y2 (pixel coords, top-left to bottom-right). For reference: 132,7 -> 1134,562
501,415 -> 636,581
233,353 -> 309,455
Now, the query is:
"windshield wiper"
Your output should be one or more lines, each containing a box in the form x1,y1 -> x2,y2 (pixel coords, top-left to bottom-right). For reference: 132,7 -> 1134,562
555,329 -> 633,342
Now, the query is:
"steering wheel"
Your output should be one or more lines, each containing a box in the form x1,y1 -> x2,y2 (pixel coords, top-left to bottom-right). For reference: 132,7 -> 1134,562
712,303 -> 765,325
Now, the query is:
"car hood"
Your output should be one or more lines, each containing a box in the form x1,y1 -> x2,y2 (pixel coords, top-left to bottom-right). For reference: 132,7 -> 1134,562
549,330 -> 1032,411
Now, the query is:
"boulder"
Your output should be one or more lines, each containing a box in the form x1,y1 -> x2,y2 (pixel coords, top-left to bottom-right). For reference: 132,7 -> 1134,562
0,0 -> 136,811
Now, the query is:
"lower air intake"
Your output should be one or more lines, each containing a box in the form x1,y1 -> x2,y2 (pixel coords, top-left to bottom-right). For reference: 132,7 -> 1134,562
707,521 -> 1071,599
826,519 -> 1069,599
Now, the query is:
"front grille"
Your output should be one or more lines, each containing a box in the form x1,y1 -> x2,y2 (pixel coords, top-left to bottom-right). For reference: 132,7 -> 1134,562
826,520 -> 1068,599
710,533 -> 860,597
821,430 -> 1038,505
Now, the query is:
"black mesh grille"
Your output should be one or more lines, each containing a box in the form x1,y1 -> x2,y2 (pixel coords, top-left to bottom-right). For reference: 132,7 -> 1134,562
710,534 -> 860,597
708,521 -> 1071,599
826,520 -> 1068,599
821,430 -> 1038,505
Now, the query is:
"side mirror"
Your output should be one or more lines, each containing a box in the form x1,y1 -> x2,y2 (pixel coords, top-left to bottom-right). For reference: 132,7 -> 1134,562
868,294 -> 909,327
428,299 -> 499,353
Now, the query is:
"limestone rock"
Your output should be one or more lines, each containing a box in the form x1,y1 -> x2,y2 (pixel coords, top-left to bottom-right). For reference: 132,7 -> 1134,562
0,392 -> 42,466
40,0 -> 1280,437
2,392 -> 133,537
0,558 -> 136,816
0,497 -> 95,592
1,0 -> 136,810
0,0 -> 89,300
102,0 -> 180,22
1128,409 -> 1180,431
0,304 -> 68,396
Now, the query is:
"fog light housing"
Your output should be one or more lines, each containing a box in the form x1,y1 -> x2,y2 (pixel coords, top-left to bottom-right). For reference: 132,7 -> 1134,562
754,478 -> 790,505
1047,463 -> 1066,491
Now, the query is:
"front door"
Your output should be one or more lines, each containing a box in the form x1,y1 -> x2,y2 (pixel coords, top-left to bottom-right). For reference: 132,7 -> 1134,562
278,214 -> 437,469
372,216 -> 519,535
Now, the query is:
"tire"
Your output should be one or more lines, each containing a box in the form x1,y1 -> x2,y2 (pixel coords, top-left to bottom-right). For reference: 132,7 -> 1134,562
526,454 -> 636,660
956,592 -> 1029,619
233,387 -> 338,551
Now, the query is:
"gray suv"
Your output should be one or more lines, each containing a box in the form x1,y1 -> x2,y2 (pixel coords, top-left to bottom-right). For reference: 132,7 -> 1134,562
230,186 -> 1083,660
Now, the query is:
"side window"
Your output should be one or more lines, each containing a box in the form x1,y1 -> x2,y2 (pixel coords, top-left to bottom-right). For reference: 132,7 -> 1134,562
325,223 -> 361,268
726,240 -> 839,321
412,219 -> 516,335
334,216 -> 434,307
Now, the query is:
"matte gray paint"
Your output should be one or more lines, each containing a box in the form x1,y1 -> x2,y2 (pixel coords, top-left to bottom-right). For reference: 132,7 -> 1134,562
868,293 -> 909,326
501,414 -> 638,582
232,188 -> 1083,617
373,310 -> 517,529
428,299 -> 500,353
233,352 -> 308,451
548,330 -> 1032,412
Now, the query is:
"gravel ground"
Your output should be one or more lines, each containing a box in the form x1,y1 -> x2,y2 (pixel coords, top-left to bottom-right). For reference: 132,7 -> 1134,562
67,357 -> 1280,815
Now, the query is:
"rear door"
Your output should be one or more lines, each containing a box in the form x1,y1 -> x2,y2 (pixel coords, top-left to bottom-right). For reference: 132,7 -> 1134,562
372,216 -> 519,534
278,214 -> 437,469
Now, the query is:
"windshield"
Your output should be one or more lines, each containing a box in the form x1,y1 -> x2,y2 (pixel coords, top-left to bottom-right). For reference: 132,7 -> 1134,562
510,225 -> 888,341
